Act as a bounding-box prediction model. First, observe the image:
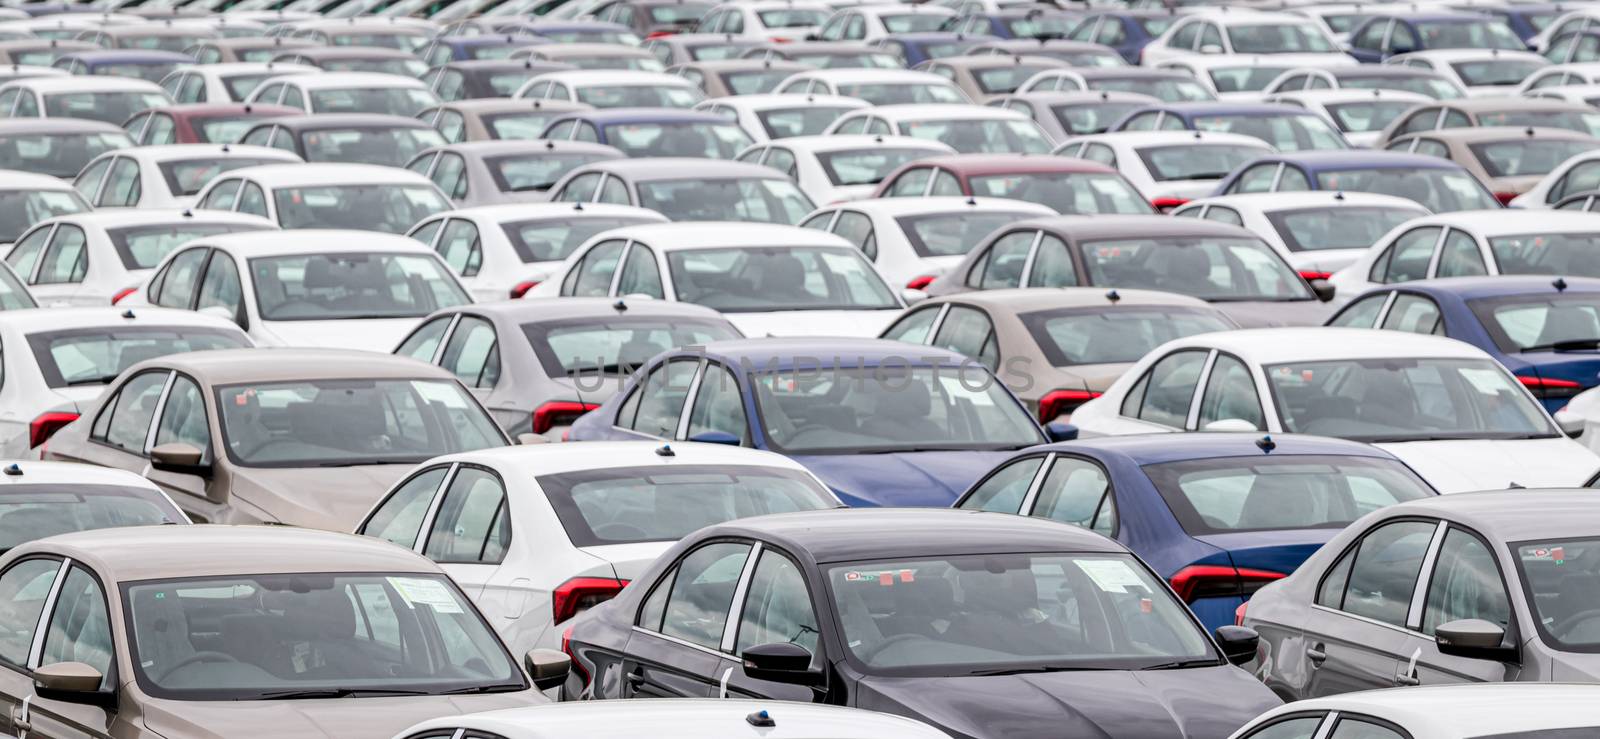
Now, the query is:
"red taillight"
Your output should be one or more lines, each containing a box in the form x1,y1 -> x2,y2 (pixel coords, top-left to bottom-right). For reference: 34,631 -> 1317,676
532,401 -> 600,434
1519,374 -> 1584,399
647,29 -> 675,38
1038,389 -> 1100,423
770,35 -> 792,43
1168,564 -> 1285,603
562,625 -> 589,684
509,280 -> 540,299
110,287 -> 137,305
552,576 -> 628,624
1298,270 -> 1332,281
1494,191 -> 1519,206
1151,197 -> 1189,211
906,274 -> 936,290
28,411 -> 79,450
1235,601 -> 1248,626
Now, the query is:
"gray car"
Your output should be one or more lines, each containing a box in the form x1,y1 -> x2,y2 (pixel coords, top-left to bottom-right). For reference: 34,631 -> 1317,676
417,98 -> 593,143
989,89 -> 1161,139
406,139 -> 625,206
1244,489 -> 1600,700
237,113 -> 446,167
546,158 -> 814,223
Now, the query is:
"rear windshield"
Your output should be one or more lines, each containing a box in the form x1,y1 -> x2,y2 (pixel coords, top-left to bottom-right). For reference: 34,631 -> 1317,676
482,111 -> 563,140
484,152 -> 613,193
108,223 -> 269,270
1136,143 -> 1267,182
1143,455 -> 1434,534
817,148 -> 940,186
1469,139 -> 1596,178
894,211 -> 1037,257
158,158 -> 285,197
1019,305 -> 1234,366
524,316 -> 740,376
1264,206 -> 1425,252
27,326 -> 249,388
498,215 -> 657,263
0,484 -> 182,553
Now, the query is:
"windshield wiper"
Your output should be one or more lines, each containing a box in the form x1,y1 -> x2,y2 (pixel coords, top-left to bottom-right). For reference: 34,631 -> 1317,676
439,682 -> 526,694
313,459 -> 420,467
1142,658 -> 1220,670
1520,339 -> 1600,353
966,664 -> 1097,677
257,688 -> 433,700
64,374 -> 122,386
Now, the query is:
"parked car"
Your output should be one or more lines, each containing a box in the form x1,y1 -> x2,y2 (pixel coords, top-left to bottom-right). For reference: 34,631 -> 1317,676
824,103 -> 1053,154
407,139 -> 625,206
75,143 -> 303,209
1018,67 -> 1215,103
1213,150 -> 1500,214
990,90 -> 1160,140
1386,126 -> 1599,204
547,159 -> 813,223
1053,130 -> 1273,208
418,98 -> 592,143
1345,12 -> 1526,64
737,134 -> 952,204
157,61 -> 320,104
669,58 -> 810,97
395,700 -> 953,739
270,44 -> 430,77
423,58 -> 574,102
694,92 -> 868,142
914,54 -> 1068,103
772,68 -> 969,105
121,102 -> 302,145
538,108 -> 753,158
870,31 -> 996,67
1228,685 -> 1600,739
52,49 -> 194,84
1156,54 -> 1358,101
1111,102 -> 1350,152
1375,95 -> 1600,146
875,153 -> 1153,215
514,70 -> 704,109
0,170 -> 89,246
244,71 -> 440,117
1260,64 -> 1466,99
0,74 -> 171,125
1172,191 -> 1429,282
190,162 -> 453,233
1141,10 -> 1345,66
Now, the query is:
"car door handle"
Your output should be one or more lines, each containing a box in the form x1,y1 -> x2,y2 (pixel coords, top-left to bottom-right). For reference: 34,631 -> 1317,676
1306,645 -> 1327,665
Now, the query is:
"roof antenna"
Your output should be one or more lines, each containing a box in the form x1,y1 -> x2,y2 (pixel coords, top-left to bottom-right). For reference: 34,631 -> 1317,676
121,309 -> 135,319
1554,277 -> 1569,292
1255,435 -> 1275,453
655,443 -> 675,457
1333,191 -> 1345,201
1105,289 -> 1120,303
613,298 -> 627,311
2,464 -> 19,477
746,711 -> 775,728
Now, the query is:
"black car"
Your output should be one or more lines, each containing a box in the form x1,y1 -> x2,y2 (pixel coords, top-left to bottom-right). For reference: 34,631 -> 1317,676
560,508 -> 1281,739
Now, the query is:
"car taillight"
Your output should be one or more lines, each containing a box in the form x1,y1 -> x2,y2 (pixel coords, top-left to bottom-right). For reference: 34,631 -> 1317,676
532,401 -> 600,434
1494,191 -> 1519,206
562,625 -> 589,685
1519,374 -> 1584,399
28,411 -> 79,450
552,577 -> 628,625
771,36 -> 792,43
1235,601 -> 1248,626
1168,564 -> 1284,603
1150,197 -> 1189,212
1038,389 -> 1099,423
906,274 -> 936,290
509,280 -> 540,299
647,29 -> 675,38
1298,270 -> 1332,281
110,287 -> 137,305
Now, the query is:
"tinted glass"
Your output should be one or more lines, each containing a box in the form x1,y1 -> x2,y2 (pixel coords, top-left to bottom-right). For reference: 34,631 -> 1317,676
249,252 -> 468,320
1145,455 -> 1434,534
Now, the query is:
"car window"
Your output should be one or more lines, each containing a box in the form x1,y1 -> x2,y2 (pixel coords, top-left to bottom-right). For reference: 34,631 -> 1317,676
630,358 -> 699,438
1329,719 -> 1404,739
931,305 -> 998,371
1276,166 -> 1311,192
1381,293 -> 1443,335
99,371 -> 169,454
930,169 -> 963,196
555,172 -> 601,203
1399,108 -> 1440,134
1027,234 -> 1076,288
1232,164 -> 1279,194
74,158 -> 111,202
437,219 -> 482,277
564,239 -> 627,296
1371,226 -> 1440,284
433,153 -> 468,201
423,466 -> 509,564
1330,294 -> 1387,328
597,175 -> 630,205
960,456 -> 1044,513
1241,716 -> 1326,739
396,316 -> 452,363
1126,350 -> 1208,428
972,230 -> 1035,289
235,183 -> 268,219
686,362 -> 747,443
887,167 -> 932,196
1552,161 -> 1600,203
1421,527 -> 1510,636
0,558 -> 62,667
1203,206 -> 1243,227
831,211 -> 876,261
1031,456 -> 1114,536
648,541 -> 752,649
439,315 -> 500,389
735,549 -> 818,659
38,565 -> 111,688
616,244 -> 664,299
153,248 -> 209,309
35,225 -> 87,285
200,178 -> 242,211
1440,109 -> 1469,129
5,227 -> 48,280
152,375 -> 210,462
882,306 -> 940,345
100,158 -> 141,208
195,252 -> 243,325
1196,353 -> 1263,431
1336,519 -> 1437,626
361,466 -> 447,549
1435,229 -> 1485,278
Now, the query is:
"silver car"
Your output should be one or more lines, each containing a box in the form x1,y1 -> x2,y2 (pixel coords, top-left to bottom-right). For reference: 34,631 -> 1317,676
405,139 -> 625,206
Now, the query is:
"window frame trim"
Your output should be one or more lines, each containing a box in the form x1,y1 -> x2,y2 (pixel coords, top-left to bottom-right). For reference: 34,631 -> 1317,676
418,462 -> 513,565
1310,516 -> 1447,636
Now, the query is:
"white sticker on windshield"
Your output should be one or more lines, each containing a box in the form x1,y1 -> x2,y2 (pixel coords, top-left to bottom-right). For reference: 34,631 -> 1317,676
388,576 -> 464,614
1460,368 -> 1513,395
1074,559 -> 1145,594
412,380 -> 468,407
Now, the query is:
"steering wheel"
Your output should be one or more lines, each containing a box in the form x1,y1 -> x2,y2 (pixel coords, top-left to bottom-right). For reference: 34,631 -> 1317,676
1558,610 -> 1600,640
158,651 -> 239,681
857,633 -> 928,661
594,522 -> 651,540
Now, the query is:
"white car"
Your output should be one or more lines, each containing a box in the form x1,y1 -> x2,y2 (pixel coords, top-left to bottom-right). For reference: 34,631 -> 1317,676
738,134 -> 952,204
694,93 -> 869,143
73,144 -> 304,210
191,162 -> 453,233
355,441 -> 840,657
396,700 -> 952,739
822,103 -> 1053,153
0,306 -> 250,458
1156,53 -> 1358,101
514,70 -> 704,109
1510,148 -> 1600,209
0,75 -> 170,125
408,202 -> 668,301
1139,9 -> 1348,67
1328,210 -> 1600,299
1068,327 -> 1600,492
1385,49 -> 1550,98
123,229 -> 472,351
1052,130 -> 1274,207
799,195 -> 1055,290
1227,685 -> 1600,739
696,0 -> 831,42
4,209 -> 275,306
529,222 -> 905,336
1015,68 -> 1216,101
1517,61 -> 1600,95
1264,88 -> 1433,147
244,71 -> 439,117
773,68 -> 969,106
1259,65 -> 1468,99
1172,191 -> 1430,281
1524,83 -> 1600,107
813,3 -> 956,42
0,170 -> 90,247
157,61 -> 320,104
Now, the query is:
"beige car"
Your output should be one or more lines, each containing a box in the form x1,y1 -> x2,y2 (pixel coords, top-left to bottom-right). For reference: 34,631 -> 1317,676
1374,96 -> 1600,148
879,287 -> 1238,423
43,349 -> 510,531
0,525 -> 560,739
1383,125 -> 1598,201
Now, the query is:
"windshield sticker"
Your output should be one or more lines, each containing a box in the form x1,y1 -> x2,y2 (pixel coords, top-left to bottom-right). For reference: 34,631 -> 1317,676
1524,546 -> 1567,564
387,576 -> 463,613
1074,559 -> 1145,594
1459,368 -> 1513,395
842,569 -> 915,586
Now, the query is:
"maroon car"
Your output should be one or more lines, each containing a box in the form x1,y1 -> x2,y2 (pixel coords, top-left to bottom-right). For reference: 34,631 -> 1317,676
872,153 -> 1154,216
121,102 -> 301,145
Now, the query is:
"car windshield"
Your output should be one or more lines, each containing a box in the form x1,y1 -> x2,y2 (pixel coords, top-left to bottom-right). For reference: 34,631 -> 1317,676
827,552 -> 1214,674
540,464 -> 834,545
969,173 -> 1152,215
758,9 -> 827,27
793,52 -> 900,68
1090,76 -> 1213,102
1052,101 -> 1147,135
0,131 -> 133,179
637,177 -> 813,223
1137,143 -> 1268,181
975,64 -> 1061,95
1314,168 -> 1497,213
1470,139 -> 1596,177
124,573 -> 521,699
486,152 -> 613,192
1475,109 -> 1600,138
528,316 -> 739,376
1079,236 -> 1312,301
216,378 -> 502,466
1471,293 -> 1600,353
0,484 -> 179,552
249,252 -> 468,320
755,365 -> 1042,453
482,111 -> 563,140
322,57 -> 430,77
1339,73 -> 1462,99
1225,22 -> 1336,53
881,13 -> 950,33
1514,537 -> 1600,651
1264,205 -> 1426,252
1021,305 -> 1234,366
577,84 -> 701,108
1143,455 -> 1435,534
895,210 -> 1036,257
1420,20 -> 1524,50
1209,66 -> 1291,94
1268,357 -> 1555,441
43,91 -> 168,124
901,118 -> 1051,154
720,70 -> 793,95
195,115 -> 268,143
0,189 -> 86,243
756,106 -> 855,138
1191,113 -> 1347,151
272,184 -> 451,233
158,158 -> 285,197
666,244 -> 895,311
837,82 -> 966,105
1324,100 -> 1416,133
818,148 -> 940,186
308,87 -> 437,117
1492,233 -> 1600,278
26,326 -> 247,388
108,223 -> 267,270
500,215 -> 657,262
601,121 -> 751,157
91,62 -> 180,83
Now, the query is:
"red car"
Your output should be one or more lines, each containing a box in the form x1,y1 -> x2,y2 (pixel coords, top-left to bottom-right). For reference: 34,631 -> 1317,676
872,153 -> 1155,216
121,103 -> 301,145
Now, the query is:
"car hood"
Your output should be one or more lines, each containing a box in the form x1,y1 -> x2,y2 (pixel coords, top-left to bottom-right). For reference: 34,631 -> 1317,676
231,464 -> 414,529
255,318 -> 423,352
1375,437 -> 1600,493
1211,299 -> 1333,328
141,691 -> 536,739
723,309 -> 900,338
791,450 -> 1016,507
855,665 -> 1279,739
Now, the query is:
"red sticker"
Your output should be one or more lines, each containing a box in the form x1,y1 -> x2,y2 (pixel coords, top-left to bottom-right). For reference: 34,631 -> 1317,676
1140,598 -> 1152,614
900,569 -> 914,583
878,572 -> 893,586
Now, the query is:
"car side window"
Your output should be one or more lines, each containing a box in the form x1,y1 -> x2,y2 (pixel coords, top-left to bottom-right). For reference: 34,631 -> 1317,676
651,542 -> 752,648
830,211 -> 876,261
887,167 -> 932,196
437,219 -> 482,276
554,172 -> 601,202
1203,206 -> 1244,226
960,456 -> 1044,513
1031,456 -> 1114,535
200,179 -> 242,211
152,374 -> 210,462
35,225 -> 87,285
1231,164 -> 1279,194
565,239 -> 627,296
100,158 -> 141,208
432,153 -> 468,200
396,315 -> 452,363
1381,293 -> 1443,335
1027,234 -> 1076,288
235,183 -> 268,218
153,248 -> 209,309
100,371 -> 169,454
1435,229 -> 1485,278
1196,353 -> 1264,431
686,362 -> 747,444
438,110 -> 465,143
440,315 -> 500,389
240,127 -> 274,148
1275,166 -> 1310,192
930,169 -> 963,196
1329,294 -> 1387,328
616,244 -> 664,299
5,226 -> 48,280
882,306 -> 940,345
74,158 -> 111,202
931,305 -> 998,371
1440,109 -> 1470,129
1239,715 -> 1326,739
1329,718 -> 1405,739
423,466 -> 510,564
1336,519 -> 1438,626
1421,527 -> 1510,636
1553,161 -> 1600,203
1126,350 -> 1208,428
973,230 -> 1034,289
597,175 -> 630,205
360,466 -> 449,549
1371,226 -> 1440,284
735,549 -> 819,659
1399,108 -> 1440,134
630,358 -> 699,438
38,565 -> 111,687
0,558 -> 63,668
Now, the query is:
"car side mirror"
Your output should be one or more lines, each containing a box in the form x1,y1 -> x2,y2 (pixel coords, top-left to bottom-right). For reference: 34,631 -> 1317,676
34,661 -> 113,707
525,648 -> 571,690
1435,619 -> 1515,661
150,442 -> 210,477
1202,418 -> 1257,432
1045,421 -> 1078,442
1213,625 -> 1259,666
688,430 -> 740,445
741,642 -> 823,686
1310,279 -> 1336,302
1556,410 -> 1585,439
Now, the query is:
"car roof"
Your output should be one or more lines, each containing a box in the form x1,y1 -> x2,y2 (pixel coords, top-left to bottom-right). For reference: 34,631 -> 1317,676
0,117 -> 126,134
1402,125 -> 1598,143
0,75 -> 165,92
0,460 -> 163,491
1392,48 -> 1547,63
426,440 -> 815,478
1363,10 -> 1486,21
1024,213 -> 1258,240
1268,88 -> 1432,105
928,54 -> 1066,70
906,153 -> 1116,175
1398,209 -> 1600,236
262,112 -> 434,131
827,195 -> 1054,217
224,162 -> 436,187
695,336 -> 970,368
0,305 -> 244,335
697,93 -> 868,111
1251,150 -> 1466,171
1031,431 -> 1399,466
586,221 -> 853,249
1263,684 -> 1600,737
556,107 -> 726,125
670,59 -> 808,73
572,157 -> 786,180
1068,130 -> 1272,148
528,42 -> 654,56
858,103 -> 1028,121
31,207 -> 273,231
1441,96 -> 1589,112
1368,275 -> 1600,301
59,49 -> 194,63
1405,489 -> 1600,542
453,294 -> 722,321
785,68 -> 952,83
194,228 -> 439,259
1330,65 -> 1443,78
1004,90 -> 1161,106
703,508 -> 1124,563
0,168 -> 82,190
435,98 -> 590,114
767,134 -> 952,154
107,143 -> 302,164
1165,53 -> 1355,70
404,699 -> 951,739
1140,102 -> 1314,116
154,102 -> 301,118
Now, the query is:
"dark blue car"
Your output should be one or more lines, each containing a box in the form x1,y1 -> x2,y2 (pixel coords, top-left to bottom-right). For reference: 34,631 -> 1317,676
1065,10 -> 1178,64
1345,12 -> 1525,63
1329,276 -> 1600,413
52,50 -> 194,84
869,31 -> 995,66
953,433 -> 1438,629
566,338 -> 1072,507
1111,102 -> 1350,151
1210,150 -> 1502,214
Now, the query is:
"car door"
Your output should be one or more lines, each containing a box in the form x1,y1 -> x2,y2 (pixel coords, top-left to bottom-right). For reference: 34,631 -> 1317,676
1400,523 -> 1520,686
0,556 -> 67,738
142,372 -> 217,519
1114,349 -> 1211,434
622,540 -> 755,698
52,369 -> 171,474
28,223 -> 89,306
25,562 -> 117,739
419,464 -> 515,618
720,544 -> 824,703
616,357 -> 701,439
